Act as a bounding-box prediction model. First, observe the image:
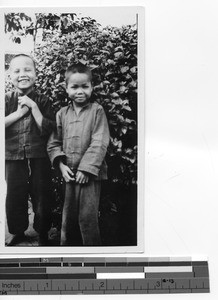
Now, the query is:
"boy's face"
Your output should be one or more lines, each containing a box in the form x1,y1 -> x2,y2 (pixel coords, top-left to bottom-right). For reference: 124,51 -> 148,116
66,72 -> 93,107
9,56 -> 36,94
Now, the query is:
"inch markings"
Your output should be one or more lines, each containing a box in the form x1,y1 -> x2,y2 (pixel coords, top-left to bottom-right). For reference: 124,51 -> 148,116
0,257 -> 210,295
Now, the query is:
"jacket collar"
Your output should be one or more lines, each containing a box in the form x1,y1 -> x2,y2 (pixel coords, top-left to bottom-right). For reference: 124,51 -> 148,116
15,88 -> 36,100
67,101 -> 92,112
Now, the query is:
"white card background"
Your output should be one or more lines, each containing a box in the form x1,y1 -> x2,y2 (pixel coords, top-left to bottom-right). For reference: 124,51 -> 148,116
1,0 -> 218,299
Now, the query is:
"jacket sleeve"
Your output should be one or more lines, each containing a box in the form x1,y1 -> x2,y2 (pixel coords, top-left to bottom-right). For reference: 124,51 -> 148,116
38,95 -> 56,137
78,107 -> 110,176
47,109 -> 66,167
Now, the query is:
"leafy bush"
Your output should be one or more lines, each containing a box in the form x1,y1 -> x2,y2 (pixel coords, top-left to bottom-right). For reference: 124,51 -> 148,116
33,14 -> 137,185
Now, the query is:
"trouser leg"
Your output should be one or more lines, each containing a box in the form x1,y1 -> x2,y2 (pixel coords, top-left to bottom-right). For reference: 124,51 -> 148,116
29,158 -> 53,235
5,160 -> 29,234
61,182 -> 82,246
79,180 -> 101,246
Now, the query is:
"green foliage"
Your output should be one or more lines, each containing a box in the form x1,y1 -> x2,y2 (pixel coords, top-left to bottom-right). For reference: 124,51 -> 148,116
5,13 -> 137,185
5,13 -> 32,43
34,14 -> 137,185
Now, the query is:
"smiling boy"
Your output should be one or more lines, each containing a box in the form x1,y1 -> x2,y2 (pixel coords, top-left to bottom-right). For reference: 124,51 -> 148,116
47,63 -> 110,246
5,54 -> 56,246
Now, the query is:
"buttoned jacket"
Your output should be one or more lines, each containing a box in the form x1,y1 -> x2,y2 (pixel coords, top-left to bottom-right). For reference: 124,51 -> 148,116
47,102 -> 110,180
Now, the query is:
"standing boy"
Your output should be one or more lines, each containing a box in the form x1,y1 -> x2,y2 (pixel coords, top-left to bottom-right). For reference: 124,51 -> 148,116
5,54 -> 56,246
47,63 -> 110,246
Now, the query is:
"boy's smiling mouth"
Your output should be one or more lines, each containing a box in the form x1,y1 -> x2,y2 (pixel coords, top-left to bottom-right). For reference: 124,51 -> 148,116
18,79 -> 29,82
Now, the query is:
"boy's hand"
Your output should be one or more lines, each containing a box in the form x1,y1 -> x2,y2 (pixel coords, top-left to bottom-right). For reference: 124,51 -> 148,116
18,95 -> 43,130
18,95 -> 37,110
16,102 -> 29,118
59,162 -> 75,183
76,171 -> 90,184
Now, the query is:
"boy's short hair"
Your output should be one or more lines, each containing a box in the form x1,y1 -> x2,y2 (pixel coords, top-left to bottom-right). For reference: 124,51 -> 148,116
65,63 -> 92,85
9,54 -> 36,70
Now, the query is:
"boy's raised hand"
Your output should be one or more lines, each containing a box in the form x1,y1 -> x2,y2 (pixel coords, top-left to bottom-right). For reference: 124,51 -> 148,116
59,162 -> 75,183
17,102 -> 29,117
76,171 -> 90,184
18,95 -> 36,109
18,95 -> 43,130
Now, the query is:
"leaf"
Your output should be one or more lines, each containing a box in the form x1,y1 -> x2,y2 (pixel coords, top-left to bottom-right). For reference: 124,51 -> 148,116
120,66 -> 129,73
119,86 -> 127,93
130,66 -> 137,74
112,98 -> 122,105
78,59 -> 87,65
101,30 -> 109,36
117,115 -> 124,122
103,80 -> 110,85
54,73 -> 60,84
89,64 -> 98,70
107,41 -> 113,48
114,52 -> 123,59
99,91 -> 107,96
57,81 -> 66,89
128,80 -> 137,88
67,52 -> 74,59
107,59 -> 115,65
121,127 -> 127,135
114,46 -> 123,52
111,92 -> 119,98
108,105 -> 116,112
125,118 -> 135,124
125,148 -> 133,154
63,17 -> 68,27
105,70 -> 113,77
100,50 -> 110,55
123,105 -> 132,111
76,47 -> 86,53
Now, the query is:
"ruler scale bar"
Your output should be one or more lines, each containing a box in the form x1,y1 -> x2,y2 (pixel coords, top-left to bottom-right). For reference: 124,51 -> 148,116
0,258 -> 209,295
0,274 -> 97,280
144,266 -> 193,272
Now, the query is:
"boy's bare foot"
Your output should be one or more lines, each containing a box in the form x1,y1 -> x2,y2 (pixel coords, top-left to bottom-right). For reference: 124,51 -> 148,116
5,233 -> 25,246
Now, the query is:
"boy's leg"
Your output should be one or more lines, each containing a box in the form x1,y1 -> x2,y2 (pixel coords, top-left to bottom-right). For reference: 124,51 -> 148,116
61,182 -> 82,246
79,180 -> 101,246
29,158 -> 53,245
5,160 -> 29,244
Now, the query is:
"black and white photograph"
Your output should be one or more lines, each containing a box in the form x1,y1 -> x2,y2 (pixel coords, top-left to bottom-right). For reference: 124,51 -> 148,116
1,6 -> 144,253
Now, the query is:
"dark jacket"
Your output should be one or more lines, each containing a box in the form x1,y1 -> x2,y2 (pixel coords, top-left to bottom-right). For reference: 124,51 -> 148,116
5,90 -> 56,160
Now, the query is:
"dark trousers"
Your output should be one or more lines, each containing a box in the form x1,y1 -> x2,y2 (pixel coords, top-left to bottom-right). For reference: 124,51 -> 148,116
5,158 -> 53,235
61,180 -> 101,246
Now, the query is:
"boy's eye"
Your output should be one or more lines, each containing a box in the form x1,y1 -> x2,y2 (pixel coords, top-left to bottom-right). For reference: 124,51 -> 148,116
69,85 -> 90,89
